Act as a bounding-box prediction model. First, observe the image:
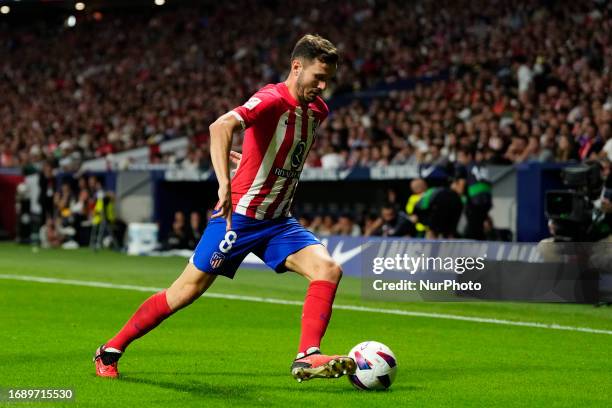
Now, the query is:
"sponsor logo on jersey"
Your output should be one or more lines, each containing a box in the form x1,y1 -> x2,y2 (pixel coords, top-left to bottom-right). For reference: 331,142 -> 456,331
273,167 -> 301,178
210,251 -> 226,269
243,97 -> 262,110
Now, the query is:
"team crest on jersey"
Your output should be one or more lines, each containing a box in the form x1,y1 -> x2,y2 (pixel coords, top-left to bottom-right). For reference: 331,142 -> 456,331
291,141 -> 307,169
243,97 -> 262,110
210,251 -> 226,269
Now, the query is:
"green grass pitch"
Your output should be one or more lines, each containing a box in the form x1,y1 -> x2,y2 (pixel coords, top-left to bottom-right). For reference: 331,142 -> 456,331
1,243 -> 611,407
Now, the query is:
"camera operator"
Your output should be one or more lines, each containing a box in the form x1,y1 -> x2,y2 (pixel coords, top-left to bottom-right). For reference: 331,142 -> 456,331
593,161 -> 612,240
545,160 -> 612,242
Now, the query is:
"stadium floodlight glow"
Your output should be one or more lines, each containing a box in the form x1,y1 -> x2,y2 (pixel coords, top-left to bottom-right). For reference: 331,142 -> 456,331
154,0 -> 166,6
67,15 -> 76,27
0,6 -> 10,14
75,2 -> 85,11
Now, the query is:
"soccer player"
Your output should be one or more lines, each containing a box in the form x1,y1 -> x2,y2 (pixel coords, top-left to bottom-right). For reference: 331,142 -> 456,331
94,34 -> 356,382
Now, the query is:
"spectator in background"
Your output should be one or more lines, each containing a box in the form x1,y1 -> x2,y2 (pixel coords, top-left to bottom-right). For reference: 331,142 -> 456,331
601,124 -> 612,162
308,215 -> 323,233
38,161 -> 55,223
166,211 -> 187,250
1,0 -> 609,175
89,176 -> 104,202
320,146 -> 345,169
181,149 -> 200,171
333,214 -> 361,236
405,178 -> 428,237
90,190 -> 118,250
54,182 -> 77,244
453,147 -> 492,240
314,215 -> 336,236
425,141 -> 448,167
504,135 -> 529,163
577,122 -> 603,160
413,186 -> 463,239
385,188 -> 402,213
365,203 -> 415,237
186,211 -> 204,250
555,134 -> 580,162
297,214 -> 312,229
39,218 -> 62,248
539,133 -> 556,163
516,57 -> 534,100
70,187 -> 91,246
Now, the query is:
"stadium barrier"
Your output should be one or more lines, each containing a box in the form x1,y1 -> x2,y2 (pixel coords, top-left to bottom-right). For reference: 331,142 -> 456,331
1,162 -> 577,243
150,164 -> 518,241
0,169 -> 25,238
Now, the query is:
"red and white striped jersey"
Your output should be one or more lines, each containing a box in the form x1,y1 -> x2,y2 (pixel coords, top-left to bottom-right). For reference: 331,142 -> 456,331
229,82 -> 328,219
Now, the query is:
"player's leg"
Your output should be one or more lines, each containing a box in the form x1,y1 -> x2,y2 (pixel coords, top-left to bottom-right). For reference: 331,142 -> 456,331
284,244 -> 342,352
94,213 -> 251,378
108,263 -> 217,349
283,244 -> 356,381
259,219 -> 355,381
94,263 -> 217,378
166,262 -> 218,310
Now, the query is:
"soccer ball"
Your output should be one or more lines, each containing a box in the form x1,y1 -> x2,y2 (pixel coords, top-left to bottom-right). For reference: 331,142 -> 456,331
348,341 -> 397,390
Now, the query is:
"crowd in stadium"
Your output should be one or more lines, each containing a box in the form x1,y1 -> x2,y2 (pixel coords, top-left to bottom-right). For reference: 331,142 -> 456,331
1,0 -> 610,173
2,0 -> 611,244
32,169 -> 126,249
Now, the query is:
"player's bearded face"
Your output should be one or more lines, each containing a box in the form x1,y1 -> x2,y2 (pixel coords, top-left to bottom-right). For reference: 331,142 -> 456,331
296,59 -> 336,104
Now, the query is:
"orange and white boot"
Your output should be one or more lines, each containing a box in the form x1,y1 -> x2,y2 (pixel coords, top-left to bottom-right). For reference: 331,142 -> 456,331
291,347 -> 356,382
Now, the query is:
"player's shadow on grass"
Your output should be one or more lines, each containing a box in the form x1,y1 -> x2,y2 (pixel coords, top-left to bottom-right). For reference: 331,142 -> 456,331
127,370 -> 286,377
119,372 -> 423,396
119,375 -> 263,404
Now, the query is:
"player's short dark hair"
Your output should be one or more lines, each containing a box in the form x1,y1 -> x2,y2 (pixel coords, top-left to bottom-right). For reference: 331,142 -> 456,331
291,34 -> 338,66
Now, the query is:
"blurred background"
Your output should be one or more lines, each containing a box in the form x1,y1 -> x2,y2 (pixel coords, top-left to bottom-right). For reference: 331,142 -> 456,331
0,0 -> 611,253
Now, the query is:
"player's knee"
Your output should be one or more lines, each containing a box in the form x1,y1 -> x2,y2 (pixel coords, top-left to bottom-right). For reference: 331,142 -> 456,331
171,283 -> 203,309
313,260 -> 343,283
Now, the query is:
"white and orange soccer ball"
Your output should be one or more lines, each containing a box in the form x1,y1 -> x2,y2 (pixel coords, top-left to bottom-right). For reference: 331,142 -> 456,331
348,341 -> 397,390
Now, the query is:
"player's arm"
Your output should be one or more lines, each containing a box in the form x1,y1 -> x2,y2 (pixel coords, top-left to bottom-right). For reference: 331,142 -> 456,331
209,112 -> 243,231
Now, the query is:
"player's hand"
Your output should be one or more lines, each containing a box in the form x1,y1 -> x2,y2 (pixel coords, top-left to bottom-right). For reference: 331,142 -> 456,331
229,150 -> 242,167
212,184 -> 233,231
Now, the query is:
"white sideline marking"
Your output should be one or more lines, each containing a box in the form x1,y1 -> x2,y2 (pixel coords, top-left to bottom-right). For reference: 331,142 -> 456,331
2,274 -> 612,336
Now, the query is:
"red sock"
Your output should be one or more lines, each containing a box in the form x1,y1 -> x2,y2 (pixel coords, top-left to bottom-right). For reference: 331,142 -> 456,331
106,291 -> 173,352
298,280 -> 338,354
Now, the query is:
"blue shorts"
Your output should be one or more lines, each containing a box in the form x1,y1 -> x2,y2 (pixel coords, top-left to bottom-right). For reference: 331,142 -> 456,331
189,213 -> 321,279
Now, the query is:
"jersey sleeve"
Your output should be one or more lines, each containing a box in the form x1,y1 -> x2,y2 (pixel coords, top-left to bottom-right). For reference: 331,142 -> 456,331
231,90 -> 280,130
